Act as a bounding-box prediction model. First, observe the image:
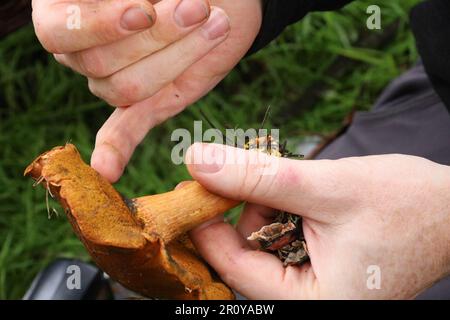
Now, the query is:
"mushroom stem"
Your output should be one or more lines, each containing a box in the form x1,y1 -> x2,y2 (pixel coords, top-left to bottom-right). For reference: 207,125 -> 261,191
24,144 -> 237,299
132,182 -> 240,243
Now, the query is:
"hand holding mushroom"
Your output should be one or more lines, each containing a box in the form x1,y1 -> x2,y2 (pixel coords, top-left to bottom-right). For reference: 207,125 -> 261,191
186,143 -> 450,299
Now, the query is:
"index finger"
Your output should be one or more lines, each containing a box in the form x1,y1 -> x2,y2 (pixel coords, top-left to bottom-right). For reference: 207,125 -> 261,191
32,0 -> 156,53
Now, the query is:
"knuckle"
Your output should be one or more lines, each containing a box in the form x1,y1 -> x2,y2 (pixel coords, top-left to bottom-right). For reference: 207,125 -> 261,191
95,21 -> 121,44
180,36 -> 203,59
88,76 -> 135,107
142,28 -> 167,48
77,48 -> 108,78
32,13 -> 59,53
96,128 -> 136,165
114,80 -> 141,106
239,151 -> 278,201
53,54 -> 66,66
87,79 -> 100,98
104,75 -> 142,106
87,78 -> 108,102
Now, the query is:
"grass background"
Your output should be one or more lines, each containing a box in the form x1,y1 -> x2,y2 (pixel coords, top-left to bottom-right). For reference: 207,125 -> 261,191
0,0 -> 420,299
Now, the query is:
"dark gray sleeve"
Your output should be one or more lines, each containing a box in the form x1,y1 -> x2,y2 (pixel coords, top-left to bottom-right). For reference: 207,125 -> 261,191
247,0 -> 354,55
410,0 -> 450,111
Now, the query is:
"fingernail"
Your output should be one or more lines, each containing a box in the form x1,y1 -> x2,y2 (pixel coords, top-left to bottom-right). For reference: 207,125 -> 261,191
190,144 -> 225,173
201,8 -> 230,40
121,6 -> 154,31
174,0 -> 209,28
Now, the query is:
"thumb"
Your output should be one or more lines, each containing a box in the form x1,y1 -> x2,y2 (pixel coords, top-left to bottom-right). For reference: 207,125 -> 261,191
185,143 -> 363,222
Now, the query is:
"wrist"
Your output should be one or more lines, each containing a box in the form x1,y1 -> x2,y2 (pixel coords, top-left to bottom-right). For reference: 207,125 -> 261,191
444,165 -> 450,271
433,163 -> 450,275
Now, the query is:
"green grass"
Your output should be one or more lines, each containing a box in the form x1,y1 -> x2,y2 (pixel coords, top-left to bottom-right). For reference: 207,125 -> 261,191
0,0 -> 420,299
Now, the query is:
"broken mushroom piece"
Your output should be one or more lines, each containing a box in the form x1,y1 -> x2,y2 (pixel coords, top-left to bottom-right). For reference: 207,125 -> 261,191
24,144 -> 239,300
248,212 -> 309,266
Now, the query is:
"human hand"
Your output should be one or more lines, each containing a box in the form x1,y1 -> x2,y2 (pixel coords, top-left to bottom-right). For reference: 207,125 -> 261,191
32,0 -> 263,182
185,143 -> 450,299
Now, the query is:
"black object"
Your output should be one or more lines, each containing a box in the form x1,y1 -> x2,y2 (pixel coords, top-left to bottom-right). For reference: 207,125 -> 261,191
0,0 -> 32,38
247,0 -> 450,114
23,258 -> 112,300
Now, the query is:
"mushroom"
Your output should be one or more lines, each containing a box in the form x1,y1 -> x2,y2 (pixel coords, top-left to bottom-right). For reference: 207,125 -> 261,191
24,144 -> 239,300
